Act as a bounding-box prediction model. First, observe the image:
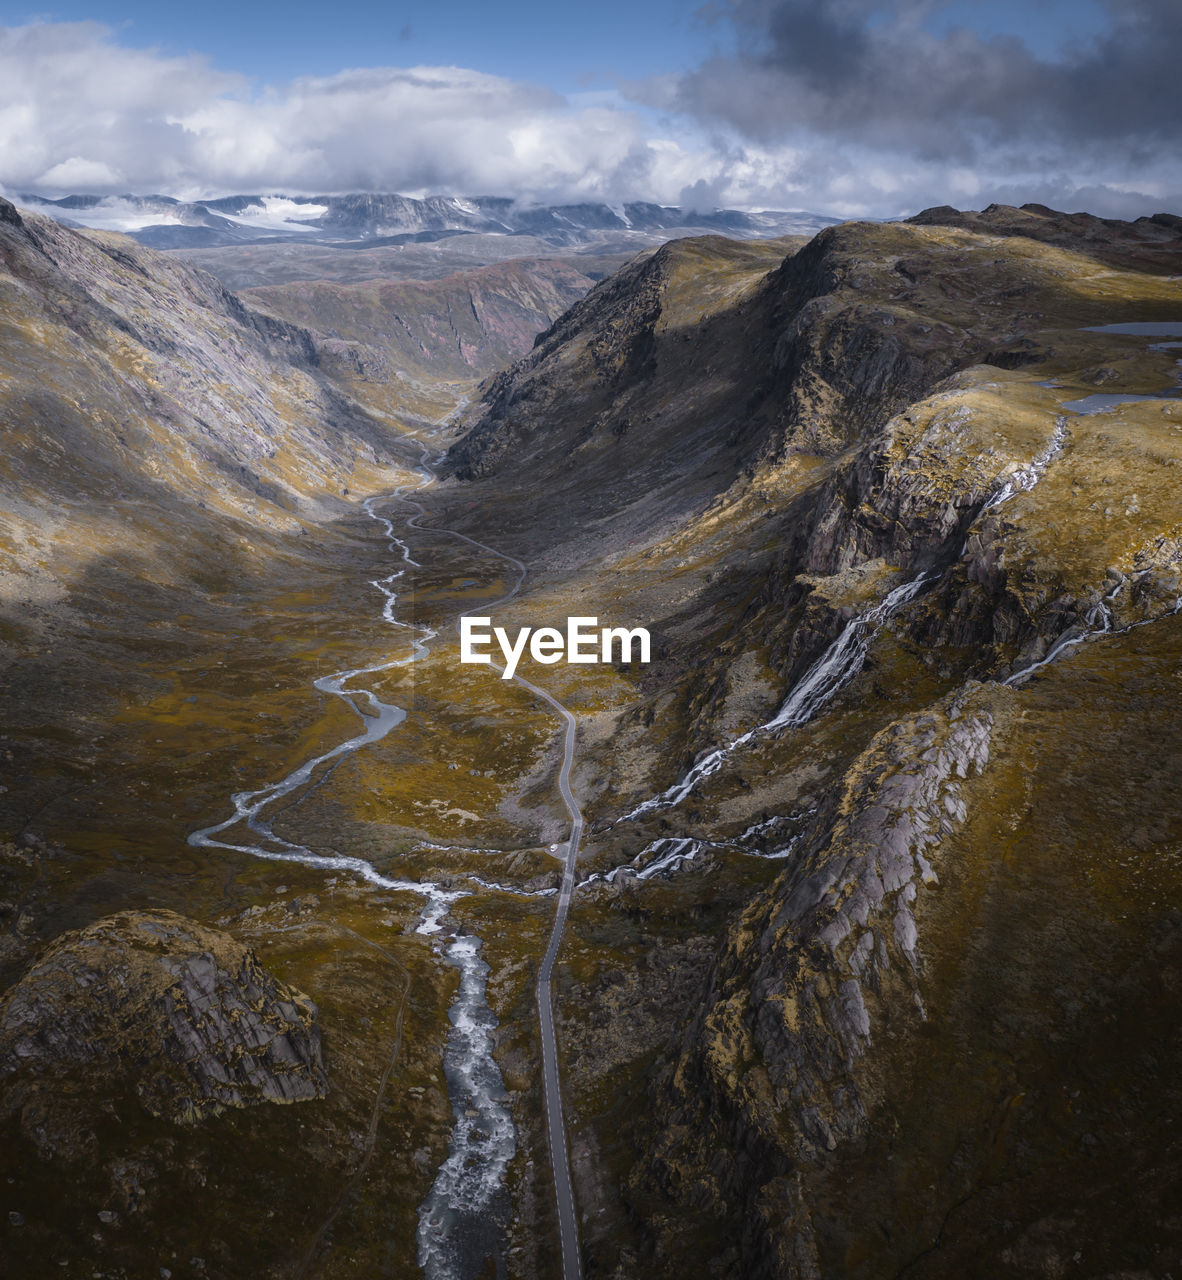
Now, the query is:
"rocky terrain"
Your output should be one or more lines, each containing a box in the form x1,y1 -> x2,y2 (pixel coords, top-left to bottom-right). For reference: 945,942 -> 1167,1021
435,202 -> 1182,1277
1,193 -> 1180,1279
242,257 -> 618,418
0,908 -> 326,1141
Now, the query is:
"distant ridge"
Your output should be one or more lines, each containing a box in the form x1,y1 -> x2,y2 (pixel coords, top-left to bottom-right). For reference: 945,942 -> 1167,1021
16,190 -> 839,251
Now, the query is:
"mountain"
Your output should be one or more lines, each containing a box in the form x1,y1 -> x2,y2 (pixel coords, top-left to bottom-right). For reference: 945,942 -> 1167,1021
436,201 -> 1182,1277
16,191 -> 838,293
20,190 -> 837,251
2,194 -> 1182,1278
0,196 -> 409,556
240,256 -> 623,416
0,194 -> 625,1276
0,195 -> 479,1274
0,191 -> 427,931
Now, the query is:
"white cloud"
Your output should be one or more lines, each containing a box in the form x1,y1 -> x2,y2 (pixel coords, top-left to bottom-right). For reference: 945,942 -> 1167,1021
0,22 -> 239,194
0,17 -> 1177,219
35,156 -> 122,188
655,0 -> 1182,216
0,22 -> 709,205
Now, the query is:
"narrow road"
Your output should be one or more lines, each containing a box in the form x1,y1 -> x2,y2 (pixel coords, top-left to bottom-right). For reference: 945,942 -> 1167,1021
408,478 -> 584,1280
514,675 -> 584,1280
194,431 -> 585,1278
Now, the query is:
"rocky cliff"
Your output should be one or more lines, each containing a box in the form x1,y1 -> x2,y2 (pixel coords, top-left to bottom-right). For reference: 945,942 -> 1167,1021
439,203 -> 1182,1278
442,204 -> 1182,768
0,910 -> 325,1154
242,257 -> 606,418
0,195 -> 404,536
3,191 -> 1182,1277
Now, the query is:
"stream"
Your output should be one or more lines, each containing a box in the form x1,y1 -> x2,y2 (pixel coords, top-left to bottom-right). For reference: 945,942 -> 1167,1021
613,402 -> 1123,845
617,572 -> 936,824
188,445 -> 528,1280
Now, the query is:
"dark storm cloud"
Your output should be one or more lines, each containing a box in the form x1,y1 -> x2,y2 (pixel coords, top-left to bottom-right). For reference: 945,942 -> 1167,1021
678,0 -> 1182,160
3,12 -> 1178,218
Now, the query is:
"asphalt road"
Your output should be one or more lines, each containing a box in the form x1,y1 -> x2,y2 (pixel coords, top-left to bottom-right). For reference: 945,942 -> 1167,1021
412,475 -> 584,1280
515,674 -> 584,1280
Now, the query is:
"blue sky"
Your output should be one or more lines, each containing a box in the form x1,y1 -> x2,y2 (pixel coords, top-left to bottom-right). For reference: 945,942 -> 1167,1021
6,0 -> 730,87
0,0 -> 1177,217
6,0 -> 1108,89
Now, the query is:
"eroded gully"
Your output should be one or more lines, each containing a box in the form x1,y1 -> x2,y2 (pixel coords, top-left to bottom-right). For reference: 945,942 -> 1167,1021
189,442 -> 583,1280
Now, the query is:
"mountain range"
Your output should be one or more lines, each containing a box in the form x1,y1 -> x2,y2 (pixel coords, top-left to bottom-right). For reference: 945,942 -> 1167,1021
0,191 -> 1180,1279
20,190 -> 836,251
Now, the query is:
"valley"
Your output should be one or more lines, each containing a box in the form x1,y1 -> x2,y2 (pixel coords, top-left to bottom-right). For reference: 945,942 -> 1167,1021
0,192 -> 1181,1280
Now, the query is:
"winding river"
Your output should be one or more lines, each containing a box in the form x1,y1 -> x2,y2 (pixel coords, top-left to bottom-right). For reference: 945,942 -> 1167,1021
186,323 -> 1182,1270
189,443 -> 583,1280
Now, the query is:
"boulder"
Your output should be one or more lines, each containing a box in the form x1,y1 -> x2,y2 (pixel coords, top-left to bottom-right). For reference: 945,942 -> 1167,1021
0,909 -> 326,1154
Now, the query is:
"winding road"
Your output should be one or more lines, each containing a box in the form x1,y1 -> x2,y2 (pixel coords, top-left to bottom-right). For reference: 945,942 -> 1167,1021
191,438 -> 584,1280
513,675 -> 584,1280
383,450 -> 585,1280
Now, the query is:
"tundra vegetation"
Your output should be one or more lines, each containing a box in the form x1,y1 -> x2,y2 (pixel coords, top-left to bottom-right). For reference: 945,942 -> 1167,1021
0,194 -> 1180,1278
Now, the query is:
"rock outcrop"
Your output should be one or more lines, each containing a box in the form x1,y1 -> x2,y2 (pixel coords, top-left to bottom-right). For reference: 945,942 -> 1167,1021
0,196 -> 23,228
641,690 -> 997,1274
0,910 -> 325,1155
436,204 -> 1182,1278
